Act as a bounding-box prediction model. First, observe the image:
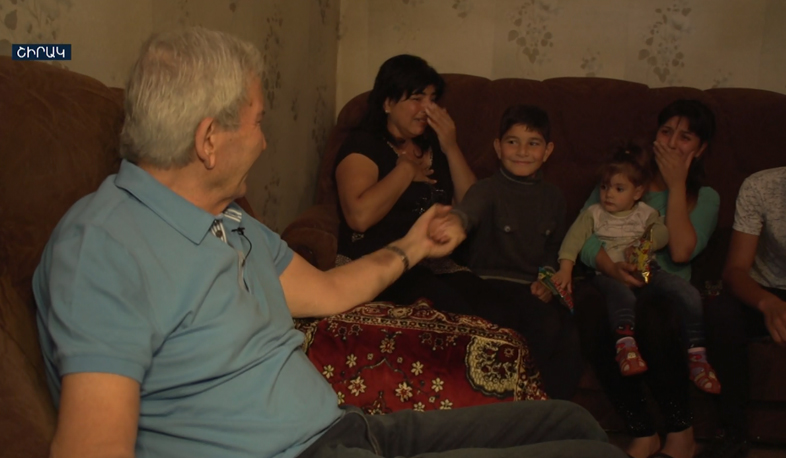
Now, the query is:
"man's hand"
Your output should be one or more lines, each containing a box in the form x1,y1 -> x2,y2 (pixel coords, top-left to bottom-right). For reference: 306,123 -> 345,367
760,296 -> 786,345
402,204 -> 465,260
428,211 -> 463,244
531,281 -> 553,303
282,204 -> 466,318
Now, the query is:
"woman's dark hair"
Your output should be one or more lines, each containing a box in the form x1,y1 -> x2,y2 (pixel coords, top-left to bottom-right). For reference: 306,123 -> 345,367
498,104 -> 551,142
655,99 -> 716,197
599,141 -> 654,190
359,54 -> 445,153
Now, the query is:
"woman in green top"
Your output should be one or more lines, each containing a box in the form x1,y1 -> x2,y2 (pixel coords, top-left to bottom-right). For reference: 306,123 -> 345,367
579,99 -> 719,458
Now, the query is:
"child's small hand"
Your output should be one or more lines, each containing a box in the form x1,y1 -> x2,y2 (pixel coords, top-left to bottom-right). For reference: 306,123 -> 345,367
530,281 -> 553,303
624,246 -> 637,265
551,269 -> 573,293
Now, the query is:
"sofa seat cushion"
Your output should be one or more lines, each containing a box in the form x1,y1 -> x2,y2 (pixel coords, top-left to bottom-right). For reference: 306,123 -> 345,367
295,301 -> 547,414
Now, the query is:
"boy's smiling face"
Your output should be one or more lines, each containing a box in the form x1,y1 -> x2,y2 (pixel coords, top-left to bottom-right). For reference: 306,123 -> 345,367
494,123 -> 554,178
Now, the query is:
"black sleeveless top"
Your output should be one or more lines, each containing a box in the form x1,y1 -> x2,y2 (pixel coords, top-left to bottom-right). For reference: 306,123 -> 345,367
334,130 -> 454,260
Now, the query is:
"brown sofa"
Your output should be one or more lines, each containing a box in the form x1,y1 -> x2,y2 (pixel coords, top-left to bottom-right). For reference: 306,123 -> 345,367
281,74 -> 786,443
0,57 -> 257,457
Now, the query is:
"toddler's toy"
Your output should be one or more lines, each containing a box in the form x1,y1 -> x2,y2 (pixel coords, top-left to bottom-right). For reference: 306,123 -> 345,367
627,223 -> 660,284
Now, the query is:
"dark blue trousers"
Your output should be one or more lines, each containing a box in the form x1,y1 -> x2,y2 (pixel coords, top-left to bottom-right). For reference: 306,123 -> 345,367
298,401 -> 628,457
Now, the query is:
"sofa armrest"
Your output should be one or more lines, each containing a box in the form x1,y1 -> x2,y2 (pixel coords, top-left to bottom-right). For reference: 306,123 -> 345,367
281,204 -> 339,271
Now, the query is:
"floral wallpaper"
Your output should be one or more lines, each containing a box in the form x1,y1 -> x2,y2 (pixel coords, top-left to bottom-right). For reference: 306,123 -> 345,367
1,0 -> 339,232
0,0 -> 72,69
505,0 -> 559,74
260,4 -> 284,111
637,1 -> 692,85
337,0 -> 786,112
580,48 -> 602,77
0,0 -> 152,86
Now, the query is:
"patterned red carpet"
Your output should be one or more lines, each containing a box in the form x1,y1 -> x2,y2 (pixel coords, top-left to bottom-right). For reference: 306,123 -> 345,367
296,300 -> 547,414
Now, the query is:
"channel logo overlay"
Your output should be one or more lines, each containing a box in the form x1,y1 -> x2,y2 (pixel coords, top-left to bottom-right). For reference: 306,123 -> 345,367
13,44 -> 71,60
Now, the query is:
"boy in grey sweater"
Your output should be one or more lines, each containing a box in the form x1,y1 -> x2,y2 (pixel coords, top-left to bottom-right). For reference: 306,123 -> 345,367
430,105 -> 581,400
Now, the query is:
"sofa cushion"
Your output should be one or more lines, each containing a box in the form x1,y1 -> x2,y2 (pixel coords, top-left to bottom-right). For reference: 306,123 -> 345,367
296,301 -> 547,414
0,275 -> 55,458
0,57 -> 124,303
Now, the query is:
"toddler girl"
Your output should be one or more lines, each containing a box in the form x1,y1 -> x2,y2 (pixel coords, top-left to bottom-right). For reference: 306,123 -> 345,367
552,143 -> 720,394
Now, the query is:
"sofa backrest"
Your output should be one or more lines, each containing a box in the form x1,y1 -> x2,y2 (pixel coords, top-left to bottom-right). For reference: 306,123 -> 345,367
0,56 -> 126,457
315,74 -> 786,283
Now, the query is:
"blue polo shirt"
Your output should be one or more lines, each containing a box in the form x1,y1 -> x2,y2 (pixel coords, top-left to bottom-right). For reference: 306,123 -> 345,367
33,160 -> 342,458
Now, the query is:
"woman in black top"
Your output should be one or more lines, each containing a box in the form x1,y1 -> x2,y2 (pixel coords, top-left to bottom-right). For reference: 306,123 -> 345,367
334,54 -> 478,314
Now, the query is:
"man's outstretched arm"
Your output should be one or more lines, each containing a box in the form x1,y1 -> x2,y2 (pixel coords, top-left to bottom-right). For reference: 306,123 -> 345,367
280,204 -> 464,318
52,373 -> 140,458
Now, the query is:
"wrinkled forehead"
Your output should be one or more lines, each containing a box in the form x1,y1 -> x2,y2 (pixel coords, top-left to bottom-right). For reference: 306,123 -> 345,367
244,76 -> 265,112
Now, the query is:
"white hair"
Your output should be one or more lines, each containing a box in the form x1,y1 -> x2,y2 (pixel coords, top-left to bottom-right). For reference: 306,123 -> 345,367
120,27 -> 264,168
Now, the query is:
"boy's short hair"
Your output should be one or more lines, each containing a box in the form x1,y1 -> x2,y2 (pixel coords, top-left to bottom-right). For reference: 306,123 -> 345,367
498,105 -> 551,142
599,141 -> 653,188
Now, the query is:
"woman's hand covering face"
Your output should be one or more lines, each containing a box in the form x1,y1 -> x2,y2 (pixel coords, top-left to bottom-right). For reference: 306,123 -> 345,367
653,140 -> 695,190
425,104 -> 459,154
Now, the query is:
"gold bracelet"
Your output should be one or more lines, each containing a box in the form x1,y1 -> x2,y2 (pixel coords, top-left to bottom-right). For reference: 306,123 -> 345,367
384,245 -> 410,271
